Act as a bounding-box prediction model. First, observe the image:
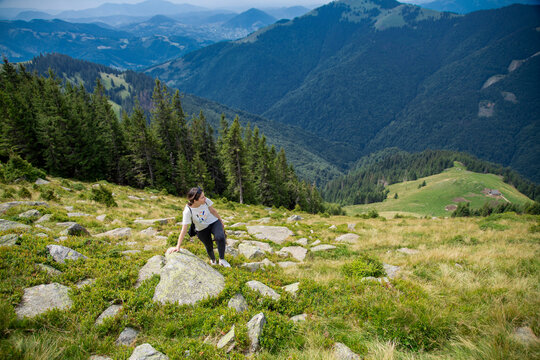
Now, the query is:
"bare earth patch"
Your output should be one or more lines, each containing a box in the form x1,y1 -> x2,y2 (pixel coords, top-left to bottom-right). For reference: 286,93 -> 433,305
445,205 -> 458,211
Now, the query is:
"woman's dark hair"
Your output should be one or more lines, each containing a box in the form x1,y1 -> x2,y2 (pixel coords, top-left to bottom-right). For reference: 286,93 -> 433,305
187,187 -> 203,206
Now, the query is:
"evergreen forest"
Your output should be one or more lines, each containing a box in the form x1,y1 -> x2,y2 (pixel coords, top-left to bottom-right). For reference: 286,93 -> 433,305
0,60 -> 328,213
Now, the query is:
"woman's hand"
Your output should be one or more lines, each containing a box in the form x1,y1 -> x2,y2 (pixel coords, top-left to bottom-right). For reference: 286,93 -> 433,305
166,246 -> 179,255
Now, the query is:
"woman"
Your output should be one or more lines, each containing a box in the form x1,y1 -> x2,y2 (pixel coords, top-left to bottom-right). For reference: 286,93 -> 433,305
168,187 -> 230,267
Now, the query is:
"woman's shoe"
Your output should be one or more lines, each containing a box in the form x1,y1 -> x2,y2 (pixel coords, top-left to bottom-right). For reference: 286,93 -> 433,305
210,259 -> 219,266
219,259 -> 231,268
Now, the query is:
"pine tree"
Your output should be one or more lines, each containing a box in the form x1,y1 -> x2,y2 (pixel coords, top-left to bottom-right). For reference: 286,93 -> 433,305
221,116 -> 246,203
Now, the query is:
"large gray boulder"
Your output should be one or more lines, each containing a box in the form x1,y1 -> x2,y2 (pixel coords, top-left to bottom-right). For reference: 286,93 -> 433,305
15,283 -> 72,318
95,304 -> 123,325
246,226 -> 293,244
0,234 -> 18,246
153,250 -> 225,306
116,327 -> 139,346
128,343 -> 168,360
46,244 -> 87,263
246,280 -> 280,301
95,227 -> 132,239
0,201 -> 48,214
279,246 -> 307,261
135,255 -> 165,288
0,219 -> 30,231
247,312 -> 266,353
333,342 -> 360,359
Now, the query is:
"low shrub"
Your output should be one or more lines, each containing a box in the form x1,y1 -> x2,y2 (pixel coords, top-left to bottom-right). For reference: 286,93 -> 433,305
17,187 -> 32,199
0,155 -> 46,183
342,255 -> 384,278
90,185 -> 117,207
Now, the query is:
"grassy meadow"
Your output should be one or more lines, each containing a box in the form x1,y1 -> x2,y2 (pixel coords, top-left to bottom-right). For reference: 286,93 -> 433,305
0,177 -> 539,359
345,163 -> 532,218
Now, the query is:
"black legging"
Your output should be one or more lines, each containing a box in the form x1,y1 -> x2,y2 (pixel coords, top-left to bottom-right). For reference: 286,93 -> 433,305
197,220 -> 226,261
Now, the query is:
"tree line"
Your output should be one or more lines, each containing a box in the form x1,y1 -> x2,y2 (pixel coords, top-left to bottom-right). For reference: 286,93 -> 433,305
323,148 -> 540,205
0,59 -> 333,213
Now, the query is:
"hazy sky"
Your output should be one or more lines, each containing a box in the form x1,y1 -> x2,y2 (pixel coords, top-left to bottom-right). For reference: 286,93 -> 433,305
0,0 -> 428,12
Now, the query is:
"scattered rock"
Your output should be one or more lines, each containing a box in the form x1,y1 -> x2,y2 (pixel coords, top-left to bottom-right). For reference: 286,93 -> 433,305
128,196 -> 144,201
246,280 -> 280,301
55,236 -> 68,242
46,244 -> 87,263
136,255 -> 165,288
226,239 -> 239,247
283,282 -> 300,296
278,261 -> 298,268
0,201 -> 48,214
67,212 -> 91,218
19,209 -> 40,218
247,313 -> 266,353
61,186 -> 72,192
139,227 -> 158,237
242,240 -> 274,253
153,249 -> 225,306
311,240 -> 321,246
35,233 -> 48,238
134,218 -> 174,226
347,223 -> 356,231
35,224 -> 52,231
36,214 -> 52,223
310,244 -> 336,252
335,233 -> 359,243
361,276 -> 389,284
60,223 -> 90,236
96,214 -> 107,222
290,314 -> 307,323
0,234 -> 18,246
241,259 -> 275,272
287,214 -> 302,222
76,278 -> 95,288
64,206 -> 74,211
513,326 -> 538,344
217,325 -> 235,349
90,356 -> 113,360
95,304 -> 123,326
246,226 -> 293,244
228,293 -> 248,313
397,247 -> 419,255
95,227 -> 132,239
56,221 -> 78,228
35,178 -> 50,185
225,246 -> 239,258
238,243 -> 265,259
122,250 -> 140,256
279,246 -> 308,261
15,283 -> 72,319
257,217 -> 271,224
116,327 -> 139,346
37,263 -> 61,276
0,219 -> 31,231
295,238 -> 308,246
329,225 -> 337,230
230,222 -> 246,227
128,343 -> 168,360
383,263 -> 401,279
501,91 -> 518,103
333,342 -> 361,360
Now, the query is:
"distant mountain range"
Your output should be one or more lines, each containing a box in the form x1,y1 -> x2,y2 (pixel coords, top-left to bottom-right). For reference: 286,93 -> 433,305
420,0 -> 540,14
145,0 -> 540,182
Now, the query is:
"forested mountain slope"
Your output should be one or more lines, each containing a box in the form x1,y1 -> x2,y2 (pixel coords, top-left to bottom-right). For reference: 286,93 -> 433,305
146,0 -> 540,181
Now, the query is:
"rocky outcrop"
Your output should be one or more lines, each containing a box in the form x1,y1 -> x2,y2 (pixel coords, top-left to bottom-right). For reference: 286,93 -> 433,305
0,219 -> 31,231
15,283 -> 72,318
246,226 -> 293,244
283,282 -> 300,296
242,240 -> 274,253
46,244 -> 87,263
128,343 -> 168,360
0,201 -> 48,214
241,258 -> 275,272
19,209 -> 40,218
0,234 -> 18,246
153,250 -> 225,306
383,263 -> 401,279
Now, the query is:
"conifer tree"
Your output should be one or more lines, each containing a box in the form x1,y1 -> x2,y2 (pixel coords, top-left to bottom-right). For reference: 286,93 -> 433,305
221,116 -> 246,203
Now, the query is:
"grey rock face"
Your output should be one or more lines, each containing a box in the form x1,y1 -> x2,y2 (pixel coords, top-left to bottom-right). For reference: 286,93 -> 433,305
238,243 -> 265,259
19,209 -> 40,218
116,327 -> 139,346
0,201 -> 48,214
60,223 -> 90,236
279,246 -> 307,261
333,342 -> 360,359
217,325 -> 235,349
246,280 -> 280,301
128,343 -> 169,360
310,244 -> 336,252
35,178 -> 50,185
383,263 -> 401,279
134,218 -> 174,226
135,255 -> 165,288
228,293 -> 248,312
46,244 -> 87,263
246,226 -> 293,244
0,219 -> 31,231
95,227 -> 132,239
247,312 -> 266,353
335,233 -> 359,243
153,250 -> 225,306
0,234 -> 18,246
95,304 -> 123,326
15,283 -> 72,319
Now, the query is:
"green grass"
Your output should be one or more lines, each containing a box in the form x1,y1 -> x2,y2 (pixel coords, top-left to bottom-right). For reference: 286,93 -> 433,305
345,163 -> 532,218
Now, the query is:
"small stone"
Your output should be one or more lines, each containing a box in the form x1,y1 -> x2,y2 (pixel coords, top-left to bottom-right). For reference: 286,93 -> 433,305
60,223 -> 90,236
225,246 -> 239,257
64,206 -> 74,211
95,304 -> 123,326
283,282 -> 300,296
246,280 -> 280,300
15,283 -> 72,319
56,221 -> 78,228
335,233 -> 359,243
347,223 -> 356,231
60,186 -> 72,192
90,356 -> 113,360
383,263 -> 401,279
116,327 -> 139,346
0,234 -> 18,246
35,224 -> 51,231
128,195 -> 144,201
46,244 -> 87,263
35,178 -> 50,185
37,263 -> 61,276
134,218 -> 174,226
279,246 -> 307,261
247,313 -> 266,353
333,342 -> 360,359
67,212 -> 91,217
36,214 -> 52,223
277,261 -> 297,268
514,326 -> 538,344
35,233 -> 48,238
128,343 -> 169,360
95,227 -> 132,239
311,244 -> 336,252
217,325 -> 235,349
295,238 -> 308,246
287,214 -> 302,222
76,278 -> 95,288
0,219 -> 31,231
19,209 -> 40,218
290,314 -> 307,323
96,214 -> 107,222
230,222 -> 246,227
122,250 -> 141,256
329,225 -> 337,230
246,226 -> 293,244
311,240 -> 321,246
139,227 -> 158,237
238,243 -> 265,259
242,240 -> 274,253
228,293 -> 248,312
397,247 -> 419,255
